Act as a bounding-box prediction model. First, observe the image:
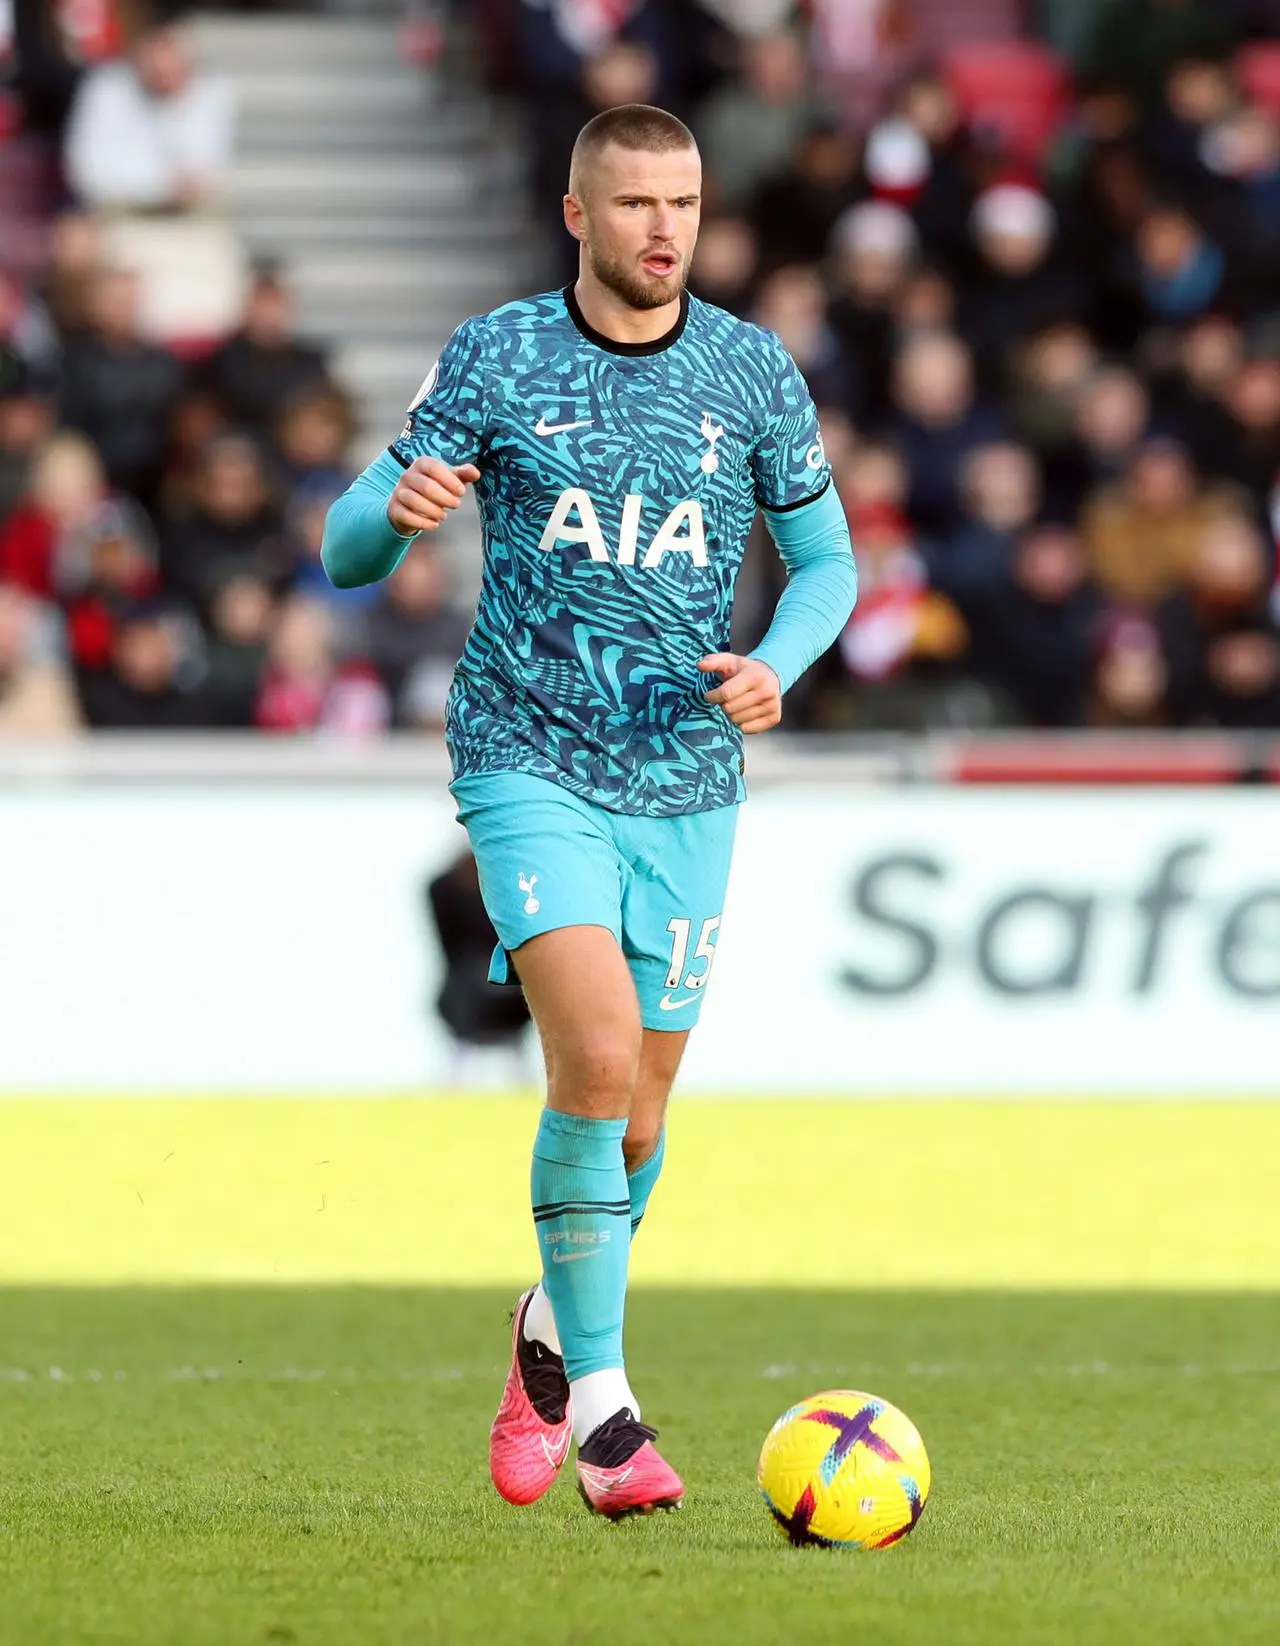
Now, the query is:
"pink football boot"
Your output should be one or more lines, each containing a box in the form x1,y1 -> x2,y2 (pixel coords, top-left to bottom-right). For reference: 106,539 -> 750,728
489,1289 -> 573,1506
575,1410 -> 685,1519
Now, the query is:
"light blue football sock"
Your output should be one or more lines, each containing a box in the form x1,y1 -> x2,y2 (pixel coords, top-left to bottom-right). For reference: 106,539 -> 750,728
531,1109 -> 631,1382
523,1127 -> 667,1359
626,1129 -> 666,1236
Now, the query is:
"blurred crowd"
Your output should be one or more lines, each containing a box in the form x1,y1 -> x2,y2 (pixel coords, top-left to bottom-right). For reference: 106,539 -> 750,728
0,0 -> 469,738
4,0 -> 1280,739
486,0 -> 1280,733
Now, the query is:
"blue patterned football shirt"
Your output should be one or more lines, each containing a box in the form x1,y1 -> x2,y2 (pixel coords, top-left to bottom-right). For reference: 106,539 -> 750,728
389,285 -> 832,817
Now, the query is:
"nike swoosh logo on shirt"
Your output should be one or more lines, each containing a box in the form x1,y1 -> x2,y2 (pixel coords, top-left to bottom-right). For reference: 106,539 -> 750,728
550,1248 -> 602,1263
535,416 -> 594,436
658,994 -> 699,1012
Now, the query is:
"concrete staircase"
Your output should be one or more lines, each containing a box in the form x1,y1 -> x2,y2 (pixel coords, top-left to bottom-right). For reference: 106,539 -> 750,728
188,9 -> 538,460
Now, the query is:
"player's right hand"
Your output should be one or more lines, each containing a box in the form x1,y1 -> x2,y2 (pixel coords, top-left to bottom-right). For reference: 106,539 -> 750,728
388,457 -> 480,535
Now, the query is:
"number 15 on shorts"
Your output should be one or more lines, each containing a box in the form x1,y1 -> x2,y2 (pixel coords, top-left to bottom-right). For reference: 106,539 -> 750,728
665,916 -> 721,992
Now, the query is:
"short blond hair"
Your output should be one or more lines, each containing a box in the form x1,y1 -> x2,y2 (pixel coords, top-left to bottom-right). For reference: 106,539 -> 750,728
569,103 -> 697,197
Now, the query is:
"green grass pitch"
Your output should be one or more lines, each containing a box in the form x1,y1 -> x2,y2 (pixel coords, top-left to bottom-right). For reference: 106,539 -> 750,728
2,1285 -> 1279,1646
1,1098 -> 1278,1643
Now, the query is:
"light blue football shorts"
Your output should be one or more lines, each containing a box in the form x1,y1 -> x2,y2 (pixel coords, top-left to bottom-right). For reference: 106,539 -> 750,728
451,772 -> 739,1031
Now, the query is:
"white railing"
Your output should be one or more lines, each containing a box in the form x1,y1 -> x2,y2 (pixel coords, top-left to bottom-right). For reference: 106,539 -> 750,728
0,730 -> 1277,787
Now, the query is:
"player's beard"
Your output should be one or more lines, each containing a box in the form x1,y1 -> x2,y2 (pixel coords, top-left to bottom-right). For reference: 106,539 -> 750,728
587,235 -> 687,311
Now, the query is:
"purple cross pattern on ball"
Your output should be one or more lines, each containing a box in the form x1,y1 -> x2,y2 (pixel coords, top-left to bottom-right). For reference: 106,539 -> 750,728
806,1404 -> 902,1475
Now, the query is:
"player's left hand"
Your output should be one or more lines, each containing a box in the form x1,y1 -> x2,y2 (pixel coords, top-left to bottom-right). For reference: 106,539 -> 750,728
697,653 -> 782,734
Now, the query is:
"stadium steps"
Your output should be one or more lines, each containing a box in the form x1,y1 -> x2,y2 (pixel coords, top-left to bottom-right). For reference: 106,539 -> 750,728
187,10 -> 536,456
289,250 -> 518,352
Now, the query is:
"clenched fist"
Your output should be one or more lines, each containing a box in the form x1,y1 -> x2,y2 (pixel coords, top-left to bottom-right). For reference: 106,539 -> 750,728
388,456 -> 480,536
698,652 -> 782,734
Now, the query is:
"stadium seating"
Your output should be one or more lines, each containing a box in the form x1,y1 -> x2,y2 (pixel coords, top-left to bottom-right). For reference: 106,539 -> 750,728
943,40 -> 1073,167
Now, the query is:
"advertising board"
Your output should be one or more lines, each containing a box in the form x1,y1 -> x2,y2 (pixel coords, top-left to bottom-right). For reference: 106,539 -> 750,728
2,785 -> 1275,1094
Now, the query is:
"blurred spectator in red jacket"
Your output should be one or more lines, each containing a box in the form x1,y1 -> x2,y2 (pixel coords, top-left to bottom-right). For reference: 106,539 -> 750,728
0,430 -> 106,600
61,497 -> 163,672
254,593 -> 389,737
